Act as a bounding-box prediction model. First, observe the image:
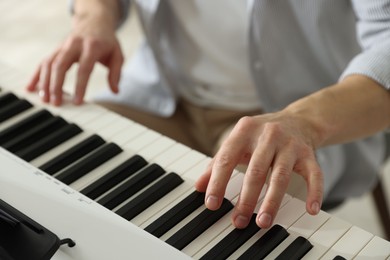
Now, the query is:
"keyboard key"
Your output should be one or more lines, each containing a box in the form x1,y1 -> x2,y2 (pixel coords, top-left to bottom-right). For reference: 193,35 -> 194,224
144,191 -> 205,238
0,92 -> 18,108
0,109 -> 53,145
2,116 -> 68,152
200,214 -> 260,260
115,172 -> 184,221
320,226 -> 373,259
354,236 -> 390,260
97,164 -> 166,210
237,225 -> 289,259
274,236 -> 313,260
0,99 -> 32,123
165,198 -> 233,250
39,134 -> 105,175
80,155 -> 148,199
55,142 -> 123,185
15,123 -> 82,161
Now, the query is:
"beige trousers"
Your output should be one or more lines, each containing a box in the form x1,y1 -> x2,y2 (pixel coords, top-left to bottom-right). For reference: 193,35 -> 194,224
97,99 -> 307,201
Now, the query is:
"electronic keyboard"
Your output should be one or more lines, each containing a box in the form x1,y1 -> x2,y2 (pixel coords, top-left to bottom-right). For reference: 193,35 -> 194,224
0,63 -> 389,259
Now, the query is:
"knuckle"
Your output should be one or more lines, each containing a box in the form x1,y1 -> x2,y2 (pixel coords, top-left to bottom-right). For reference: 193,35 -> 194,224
214,154 -> 234,170
52,59 -> 66,72
85,37 -> 102,50
247,166 -> 268,180
65,35 -> 82,48
236,200 -> 257,213
263,198 -> 280,214
235,116 -> 256,134
271,166 -> 290,186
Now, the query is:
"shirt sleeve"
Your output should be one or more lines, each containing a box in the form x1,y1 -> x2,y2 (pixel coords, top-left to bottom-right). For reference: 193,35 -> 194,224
68,0 -> 131,29
340,0 -> 390,89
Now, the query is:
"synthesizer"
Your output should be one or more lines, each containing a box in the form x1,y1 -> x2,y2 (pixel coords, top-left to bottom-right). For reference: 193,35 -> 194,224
0,64 -> 389,259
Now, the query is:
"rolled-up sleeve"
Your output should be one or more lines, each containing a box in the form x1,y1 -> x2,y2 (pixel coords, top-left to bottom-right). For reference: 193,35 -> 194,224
68,0 -> 131,28
340,0 -> 390,89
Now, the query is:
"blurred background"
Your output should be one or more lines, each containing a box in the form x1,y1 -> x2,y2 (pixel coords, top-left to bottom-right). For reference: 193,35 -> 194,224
0,0 -> 389,240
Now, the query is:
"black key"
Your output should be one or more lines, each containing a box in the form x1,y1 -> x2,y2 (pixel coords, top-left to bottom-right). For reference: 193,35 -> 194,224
115,172 -> 184,221
2,116 -> 68,152
333,256 -> 347,260
15,123 -> 83,162
165,198 -> 234,250
97,163 -> 165,210
0,93 -> 18,109
55,142 -> 123,185
0,99 -> 33,123
144,191 -> 205,238
275,236 -> 313,260
80,155 -> 147,200
237,224 -> 289,260
200,214 -> 260,260
39,134 -> 105,175
0,109 -> 53,145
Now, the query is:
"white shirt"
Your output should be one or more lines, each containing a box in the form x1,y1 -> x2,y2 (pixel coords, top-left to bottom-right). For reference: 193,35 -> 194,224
169,0 -> 261,110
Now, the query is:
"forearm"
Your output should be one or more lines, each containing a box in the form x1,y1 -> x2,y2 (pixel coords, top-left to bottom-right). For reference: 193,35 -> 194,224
285,75 -> 390,148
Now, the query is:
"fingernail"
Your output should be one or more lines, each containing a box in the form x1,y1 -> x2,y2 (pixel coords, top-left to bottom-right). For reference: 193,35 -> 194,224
206,195 -> 219,209
234,215 -> 249,229
258,213 -> 272,228
39,89 -> 45,98
311,202 -> 320,214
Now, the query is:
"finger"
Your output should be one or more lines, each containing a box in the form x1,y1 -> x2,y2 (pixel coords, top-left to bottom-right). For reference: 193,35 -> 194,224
50,46 -> 81,106
26,65 -> 41,92
38,56 -> 55,103
256,146 -> 296,229
300,158 -> 323,215
205,132 -> 255,212
194,160 -> 214,192
107,45 -> 123,94
232,139 -> 275,229
73,41 -> 97,105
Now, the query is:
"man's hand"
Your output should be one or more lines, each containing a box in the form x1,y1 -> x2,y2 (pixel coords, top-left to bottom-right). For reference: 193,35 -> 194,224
195,111 -> 324,229
26,0 -> 124,106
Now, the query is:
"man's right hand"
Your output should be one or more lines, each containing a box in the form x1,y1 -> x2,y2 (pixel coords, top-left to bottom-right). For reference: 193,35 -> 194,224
26,0 -> 124,106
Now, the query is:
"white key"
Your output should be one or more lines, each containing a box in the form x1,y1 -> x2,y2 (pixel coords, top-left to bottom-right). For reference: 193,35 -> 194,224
182,157 -> 212,182
82,112 -> 122,133
111,122 -> 147,146
98,116 -> 135,140
320,226 -> 373,259
151,143 -> 191,169
354,236 -> 390,260
302,216 -> 352,259
128,130 -> 176,158
166,149 -> 206,175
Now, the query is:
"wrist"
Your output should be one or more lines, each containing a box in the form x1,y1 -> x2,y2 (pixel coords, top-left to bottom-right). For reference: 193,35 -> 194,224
283,99 -> 331,149
73,0 -> 120,30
